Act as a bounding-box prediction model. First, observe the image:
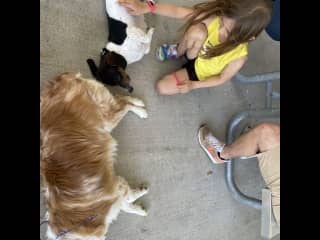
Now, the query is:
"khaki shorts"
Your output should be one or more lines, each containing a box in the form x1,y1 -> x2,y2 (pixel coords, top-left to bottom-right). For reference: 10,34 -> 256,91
256,145 -> 280,225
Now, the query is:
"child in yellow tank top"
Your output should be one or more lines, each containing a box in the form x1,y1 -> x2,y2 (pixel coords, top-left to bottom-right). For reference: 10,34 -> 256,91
118,0 -> 272,95
195,16 -> 248,81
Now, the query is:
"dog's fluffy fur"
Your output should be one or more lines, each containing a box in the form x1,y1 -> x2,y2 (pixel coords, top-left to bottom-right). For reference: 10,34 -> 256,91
86,0 -> 154,93
105,0 -> 154,64
41,73 -> 149,240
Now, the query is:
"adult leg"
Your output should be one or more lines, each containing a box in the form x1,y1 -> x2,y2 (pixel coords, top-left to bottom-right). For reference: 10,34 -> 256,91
221,123 -> 280,159
198,123 -> 280,163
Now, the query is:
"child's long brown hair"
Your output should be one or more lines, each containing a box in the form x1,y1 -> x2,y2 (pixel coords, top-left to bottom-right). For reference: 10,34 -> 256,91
184,0 -> 272,58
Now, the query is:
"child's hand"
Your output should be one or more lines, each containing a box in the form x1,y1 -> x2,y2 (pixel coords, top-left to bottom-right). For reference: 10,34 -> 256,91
118,0 -> 149,16
177,80 -> 194,94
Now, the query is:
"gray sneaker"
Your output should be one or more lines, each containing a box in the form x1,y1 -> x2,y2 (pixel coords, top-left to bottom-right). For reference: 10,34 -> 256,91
197,124 -> 228,164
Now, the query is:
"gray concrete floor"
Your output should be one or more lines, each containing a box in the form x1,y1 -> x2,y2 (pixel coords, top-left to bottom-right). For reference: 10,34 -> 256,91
40,0 -> 280,239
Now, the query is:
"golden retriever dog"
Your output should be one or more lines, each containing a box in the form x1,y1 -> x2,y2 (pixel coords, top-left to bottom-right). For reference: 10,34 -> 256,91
40,72 -> 149,240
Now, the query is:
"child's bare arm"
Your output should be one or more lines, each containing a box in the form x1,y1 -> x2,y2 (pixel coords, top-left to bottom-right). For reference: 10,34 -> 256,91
192,57 -> 248,89
118,0 -> 193,19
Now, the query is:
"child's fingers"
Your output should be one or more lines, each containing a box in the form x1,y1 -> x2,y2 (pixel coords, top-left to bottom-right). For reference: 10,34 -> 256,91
117,0 -> 124,5
177,84 -> 183,92
127,9 -> 136,15
118,0 -> 129,4
176,82 -> 186,88
126,8 -> 133,12
118,0 -> 131,8
118,0 -> 138,14
121,5 -> 134,13
177,84 -> 188,93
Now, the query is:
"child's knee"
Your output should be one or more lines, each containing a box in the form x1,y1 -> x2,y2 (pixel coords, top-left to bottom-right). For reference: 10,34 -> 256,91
186,49 -> 198,60
156,77 -> 171,95
188,23 -> 207,41
156,79 -> 166,95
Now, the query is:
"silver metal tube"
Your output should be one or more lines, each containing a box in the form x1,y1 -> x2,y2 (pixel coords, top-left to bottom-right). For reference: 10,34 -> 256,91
266,81 -> 273,109
234,72 -> 280,83
272,91 -> 280,99
225,111 -> 262,210
224,109 -> 280,210
225,161 -> 262,210
223,71 -> 280,210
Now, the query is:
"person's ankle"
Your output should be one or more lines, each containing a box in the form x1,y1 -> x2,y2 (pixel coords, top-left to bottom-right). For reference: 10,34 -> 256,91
219,148 -> 229,160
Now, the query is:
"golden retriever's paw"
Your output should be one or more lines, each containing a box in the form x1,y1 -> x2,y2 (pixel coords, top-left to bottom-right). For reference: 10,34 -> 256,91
140,205 -> 148,216
139,184 -> 149,194
133,107 -> 148,119
131,98 -> 145,107
139,109 -> 148,119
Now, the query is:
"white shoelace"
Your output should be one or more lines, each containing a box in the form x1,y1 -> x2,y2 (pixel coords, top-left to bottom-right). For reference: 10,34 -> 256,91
207,135 -> 225,153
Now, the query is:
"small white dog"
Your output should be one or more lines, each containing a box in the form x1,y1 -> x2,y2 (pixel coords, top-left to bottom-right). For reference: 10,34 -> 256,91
105,0 -> 154,64
86,0 -> 155,93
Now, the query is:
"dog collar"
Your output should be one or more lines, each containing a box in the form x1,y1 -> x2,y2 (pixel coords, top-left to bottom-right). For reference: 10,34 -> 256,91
40,214 -> 98,240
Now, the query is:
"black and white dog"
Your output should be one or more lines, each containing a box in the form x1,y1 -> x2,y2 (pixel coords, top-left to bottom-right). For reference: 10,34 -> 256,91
87,0 -> 154,92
